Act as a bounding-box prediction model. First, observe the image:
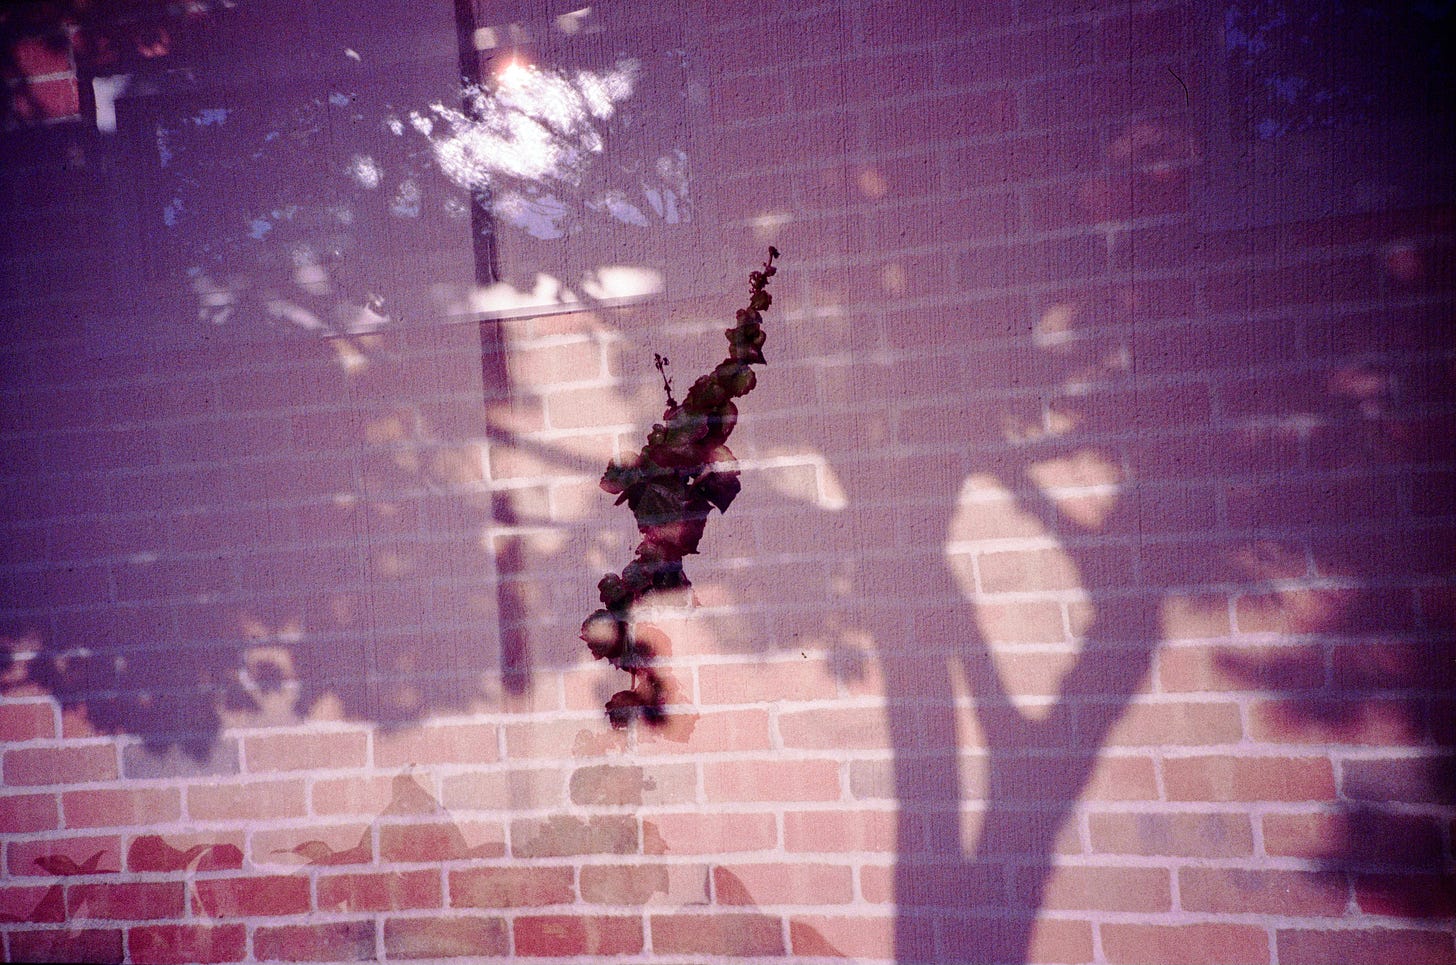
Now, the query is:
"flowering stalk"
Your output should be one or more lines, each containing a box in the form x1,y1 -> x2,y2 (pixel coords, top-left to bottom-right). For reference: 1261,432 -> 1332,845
581,248 -> 779,727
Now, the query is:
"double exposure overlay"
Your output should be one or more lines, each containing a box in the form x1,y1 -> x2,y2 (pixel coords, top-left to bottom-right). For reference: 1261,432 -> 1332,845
1,1 -> 1452,963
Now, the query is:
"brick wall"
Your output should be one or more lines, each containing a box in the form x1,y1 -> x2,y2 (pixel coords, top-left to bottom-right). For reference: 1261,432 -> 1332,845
1,1 -> 1453,963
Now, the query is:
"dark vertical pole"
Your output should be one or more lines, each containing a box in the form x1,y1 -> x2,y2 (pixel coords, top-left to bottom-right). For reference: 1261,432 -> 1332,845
451,0 -> 500,286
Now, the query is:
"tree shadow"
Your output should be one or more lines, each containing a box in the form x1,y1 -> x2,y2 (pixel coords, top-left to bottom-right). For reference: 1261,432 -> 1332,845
0,0 -> 703,756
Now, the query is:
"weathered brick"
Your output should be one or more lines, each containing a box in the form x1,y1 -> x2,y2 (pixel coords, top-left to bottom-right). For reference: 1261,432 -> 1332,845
383,915 -> 509,958
514,915 -> 644,956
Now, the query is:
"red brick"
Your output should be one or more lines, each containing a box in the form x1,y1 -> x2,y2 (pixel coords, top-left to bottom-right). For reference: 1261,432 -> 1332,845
643,809 -> 780,855
0,791 -> 60,832
579,863 -> 709,905
191,876 -> 310,918
635,709 -> 773,756
1249,698 -> 1423,746
250,824 -> 372,867
128,924 -> 247,964
790,916 -> 895,960
698,657 -> 838,701
507,341 -> 604,386
784,809 -> 895,852
253,921 -> 376,962
374,722 -> 498,768
510,814 -> 636,858
514,915 -> 643,956
243,730 -> 367,772
1164,755 -> 1336,802
10,77 -> 80,121
378,820 -> 505,863
1085,754 -> 1162,800
439,768 -> 562,812
127,833 -> 244,872
1277,927 -> 1456,965
62,788 -> 181,828
382,915 -> 509,958
8,35 -> 74,77
1032,865 -> 1171,913
0,701 -> 55,741
7,927 -> 123,964
4,744 -> 118,785
1180,867 -> 1347,916
501,717 -> 627,759
703,759 -> 841,802
1029,918 -> 1097,965
8,834 -> 120,876
313,773 -> 445,816
1158,643 -> 1323,693
1101,923 -> 1270,965
66,882 -> 184,920
714,863 -> 854,905
1088,812 -> 1253,858
778,707 -> 891,750
317,870 -> 442,913
1103,701 -> 1244,746
651,913 -> 786,956
0,883 -> 64,922
449,867 -> 574,908
1262,810 -> 1442,869
187,780 -> 307,821
568,762 -> 694,807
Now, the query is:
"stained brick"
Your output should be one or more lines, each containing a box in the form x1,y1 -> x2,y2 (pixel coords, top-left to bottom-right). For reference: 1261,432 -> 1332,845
252,921 -> 376,962
449,867 -> 574,908
514,915 -> 644,956
383,915 -> 509,958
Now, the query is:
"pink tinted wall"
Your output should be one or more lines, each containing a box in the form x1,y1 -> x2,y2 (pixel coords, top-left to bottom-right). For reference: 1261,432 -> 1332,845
1,1 -> 1453,963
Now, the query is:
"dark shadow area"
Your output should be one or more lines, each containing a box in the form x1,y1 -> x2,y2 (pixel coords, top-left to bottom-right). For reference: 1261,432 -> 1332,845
0,0 -> 705,755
